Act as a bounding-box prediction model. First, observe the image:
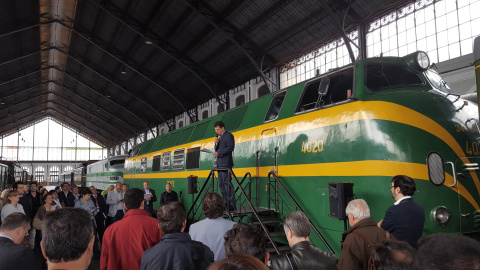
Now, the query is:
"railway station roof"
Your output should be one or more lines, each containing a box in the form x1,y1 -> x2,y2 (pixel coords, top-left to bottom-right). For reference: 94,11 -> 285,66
0,0 -> 411,147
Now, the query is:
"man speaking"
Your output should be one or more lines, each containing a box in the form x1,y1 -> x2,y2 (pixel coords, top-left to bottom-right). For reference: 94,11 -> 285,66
213,121 -> 236,210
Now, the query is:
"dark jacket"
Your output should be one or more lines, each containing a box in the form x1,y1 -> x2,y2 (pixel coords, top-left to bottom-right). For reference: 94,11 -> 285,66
26,191 -> 41,218
380,197 -> 424,248
143,189 -> 157,216
269,241 -> 337,269
140,232 -> 214,270
57,191 -> 72,206
18,195 -> 33,219
160,190 -> 178,206
338,218 -> 393,270
215,130 -> 235,168
0,236 -> 40,270
66,193 -> 80,208
92,194 -> 108,216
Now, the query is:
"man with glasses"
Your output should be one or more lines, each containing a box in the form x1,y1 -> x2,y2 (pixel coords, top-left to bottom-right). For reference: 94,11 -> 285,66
0,213 -> 39,269
378,175 -> 425,248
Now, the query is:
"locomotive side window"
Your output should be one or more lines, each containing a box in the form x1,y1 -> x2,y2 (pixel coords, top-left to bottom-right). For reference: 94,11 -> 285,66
296,80 -> 320,112
265,91 -> 287,122
152,154 -> 162,172
140,157 -> 147,173
173,149 -> 185,171
365,63 -> 424,91
161,152 -> 171,171
425,70 -> 451,93
319,69 -> 353,106
110,159 -> 125,166
186,147 -> 200,169
296,68 -> 353,113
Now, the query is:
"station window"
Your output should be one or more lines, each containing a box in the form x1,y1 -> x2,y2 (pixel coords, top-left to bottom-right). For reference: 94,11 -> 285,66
265,91 -> 286,122
161,152 -> 171,171
186,147 -> 200,169
235,95 -> 245,106
172,149 -> 185,171
152,154 -> 162,172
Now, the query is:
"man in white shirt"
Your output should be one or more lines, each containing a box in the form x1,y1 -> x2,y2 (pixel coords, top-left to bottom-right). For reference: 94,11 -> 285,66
189,192 -> 236,261
142,182 -> 157,217
106,183 -> 125,225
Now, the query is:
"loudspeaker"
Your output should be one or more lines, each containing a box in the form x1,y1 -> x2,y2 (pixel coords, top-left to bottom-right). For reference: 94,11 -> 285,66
188,175 -> 198,194
328,182 -> 354,220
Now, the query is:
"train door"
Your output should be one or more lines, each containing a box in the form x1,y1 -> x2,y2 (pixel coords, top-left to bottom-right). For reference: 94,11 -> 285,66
258,91 -> 287,208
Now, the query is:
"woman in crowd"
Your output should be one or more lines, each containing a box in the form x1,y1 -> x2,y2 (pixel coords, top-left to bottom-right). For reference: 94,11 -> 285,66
48,190 -> 62,208
1,190 -> 25,222
75,188 -> 98,226
34,193 -> 57,255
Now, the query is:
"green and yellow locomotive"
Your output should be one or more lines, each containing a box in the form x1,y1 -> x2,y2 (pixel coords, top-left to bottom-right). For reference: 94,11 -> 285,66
124,51 -> 480,255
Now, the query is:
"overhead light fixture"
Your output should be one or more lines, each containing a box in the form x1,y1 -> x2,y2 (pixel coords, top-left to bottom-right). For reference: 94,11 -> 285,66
145,38 -> 153,45
0,99 -> 4,105
106,92 -> 111,98
121,66 -> 127,75
96,106 -> 100,111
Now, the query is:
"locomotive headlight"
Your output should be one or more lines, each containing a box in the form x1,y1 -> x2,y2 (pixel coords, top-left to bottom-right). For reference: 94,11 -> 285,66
433,206 -> 450,226
416,51 -> 430,70
405,51 -> 430,71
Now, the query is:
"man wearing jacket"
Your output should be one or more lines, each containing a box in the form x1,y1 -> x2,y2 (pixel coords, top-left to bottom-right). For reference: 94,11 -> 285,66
268,211 -> 337,269
101,188 -> 162,270
339,199 -> 392,270
143,181 -> 157,217
0,213 -> 39,270
378,175 -> 425,248
141,202 -> 213,270
213,121 -> 236,210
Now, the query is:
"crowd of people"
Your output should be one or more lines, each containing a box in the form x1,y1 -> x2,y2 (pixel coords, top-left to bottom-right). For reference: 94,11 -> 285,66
0,175 -> 479,269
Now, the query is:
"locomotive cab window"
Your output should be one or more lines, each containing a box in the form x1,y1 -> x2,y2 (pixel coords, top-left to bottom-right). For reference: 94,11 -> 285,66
161,152 -> 171,171
186,147 -> 200,169
365,63 -> 424,91
110,159 -> 125,166
173,149 -> 185,171
296,68 -> 353,113
152,154 -> 162,172
265,91 -> 287,122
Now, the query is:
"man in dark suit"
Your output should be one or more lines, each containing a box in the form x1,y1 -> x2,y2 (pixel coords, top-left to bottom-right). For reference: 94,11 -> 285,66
143,181 -> 157,217
90,186 -> 107,244
57,182 -> 72,206
66,185 -> 81,207
159,182 -> 178,206
378,175 -> 425,248
213,121 -> 236,210
0,213 -> 39,270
